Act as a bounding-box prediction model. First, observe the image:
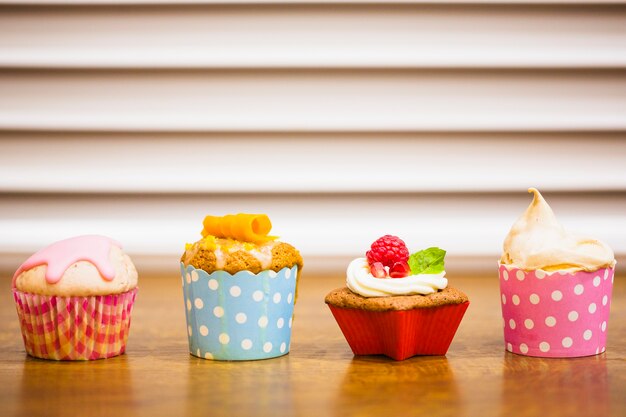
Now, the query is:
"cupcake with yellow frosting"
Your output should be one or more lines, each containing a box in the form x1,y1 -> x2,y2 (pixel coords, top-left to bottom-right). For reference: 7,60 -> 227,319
499,188 -> 616,358
181,214 -> 302,361
325,235 -> 469,361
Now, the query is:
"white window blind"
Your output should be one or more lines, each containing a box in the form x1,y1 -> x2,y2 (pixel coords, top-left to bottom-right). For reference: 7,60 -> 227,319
1,1 -> 624,274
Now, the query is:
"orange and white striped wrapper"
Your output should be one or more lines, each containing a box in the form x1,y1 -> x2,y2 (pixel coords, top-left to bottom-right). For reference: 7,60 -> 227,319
12,288 -> 137,361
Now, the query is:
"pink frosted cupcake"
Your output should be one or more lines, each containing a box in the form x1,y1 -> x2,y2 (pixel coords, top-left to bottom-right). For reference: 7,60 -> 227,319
12,235 -> 138,360
499,188 -> 616,358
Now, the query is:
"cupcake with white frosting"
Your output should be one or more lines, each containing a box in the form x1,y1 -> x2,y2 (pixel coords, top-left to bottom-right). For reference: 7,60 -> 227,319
325,235 -> 469,361
499,188 -> 616,358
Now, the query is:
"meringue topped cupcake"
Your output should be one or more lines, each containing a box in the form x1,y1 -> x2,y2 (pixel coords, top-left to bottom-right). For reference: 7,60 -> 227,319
499,188 -> 615,357
326,235 -> 469,361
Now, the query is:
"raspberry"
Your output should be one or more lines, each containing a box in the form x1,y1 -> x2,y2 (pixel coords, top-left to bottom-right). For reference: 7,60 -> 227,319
366,235 -> 409,268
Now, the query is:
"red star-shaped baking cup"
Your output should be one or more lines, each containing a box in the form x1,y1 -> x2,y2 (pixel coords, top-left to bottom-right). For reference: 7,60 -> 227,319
326,289 -> 469,360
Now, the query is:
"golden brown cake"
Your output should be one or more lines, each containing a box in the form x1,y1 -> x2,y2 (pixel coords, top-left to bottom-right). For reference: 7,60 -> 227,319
325,286 -> 468,312
181,237 -> 302,276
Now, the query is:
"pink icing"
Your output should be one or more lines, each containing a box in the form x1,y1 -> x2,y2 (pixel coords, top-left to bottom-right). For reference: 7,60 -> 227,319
12,235 -> 122,288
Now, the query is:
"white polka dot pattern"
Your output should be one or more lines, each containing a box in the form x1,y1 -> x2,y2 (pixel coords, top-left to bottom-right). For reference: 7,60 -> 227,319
499,265 -> 613,358
181,264 -> 298,360
562,337 -> 573,348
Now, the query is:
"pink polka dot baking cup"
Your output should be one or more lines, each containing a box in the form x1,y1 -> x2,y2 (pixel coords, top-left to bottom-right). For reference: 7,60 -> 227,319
499,264 -> 613,358
12,288 -> 137,361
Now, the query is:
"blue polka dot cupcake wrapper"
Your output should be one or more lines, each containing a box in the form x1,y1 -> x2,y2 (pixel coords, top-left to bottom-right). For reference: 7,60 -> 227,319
181,263 -> 298,361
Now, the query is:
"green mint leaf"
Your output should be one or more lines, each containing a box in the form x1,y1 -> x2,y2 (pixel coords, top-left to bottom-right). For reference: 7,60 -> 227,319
408,247 -> 446,275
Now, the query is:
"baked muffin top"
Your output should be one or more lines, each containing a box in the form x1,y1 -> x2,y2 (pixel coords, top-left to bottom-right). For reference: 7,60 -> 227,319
13,235 -> 138,297
181,213 -> 303,275
325,286 -> 468,312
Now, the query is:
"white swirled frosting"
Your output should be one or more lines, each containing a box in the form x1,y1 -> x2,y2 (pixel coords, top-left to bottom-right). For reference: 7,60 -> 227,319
346,258 -> 447,297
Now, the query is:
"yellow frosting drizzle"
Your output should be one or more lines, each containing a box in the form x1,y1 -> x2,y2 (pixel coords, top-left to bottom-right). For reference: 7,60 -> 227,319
201,214 -> 277,244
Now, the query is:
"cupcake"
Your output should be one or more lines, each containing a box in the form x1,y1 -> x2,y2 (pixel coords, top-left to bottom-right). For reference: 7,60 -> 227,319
180,213 -> 303,361
325,235 -> 469,361
499,188 -> 616,358
12,235 -> 138,360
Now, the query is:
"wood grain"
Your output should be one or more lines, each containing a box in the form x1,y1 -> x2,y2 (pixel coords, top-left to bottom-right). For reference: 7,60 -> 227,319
0,272 -> 624,417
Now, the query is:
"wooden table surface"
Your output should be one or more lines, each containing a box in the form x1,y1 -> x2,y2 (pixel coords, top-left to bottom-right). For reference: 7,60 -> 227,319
1,272 -> 625,417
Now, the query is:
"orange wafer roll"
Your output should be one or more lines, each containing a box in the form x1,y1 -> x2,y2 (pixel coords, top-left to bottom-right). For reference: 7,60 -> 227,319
201,214 -> 277,243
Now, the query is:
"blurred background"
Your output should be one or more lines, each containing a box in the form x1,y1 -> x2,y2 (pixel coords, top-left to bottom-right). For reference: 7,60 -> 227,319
0,1 -> 625,277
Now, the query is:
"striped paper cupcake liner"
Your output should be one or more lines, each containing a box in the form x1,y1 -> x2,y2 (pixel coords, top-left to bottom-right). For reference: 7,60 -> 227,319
12,288 -> 137,361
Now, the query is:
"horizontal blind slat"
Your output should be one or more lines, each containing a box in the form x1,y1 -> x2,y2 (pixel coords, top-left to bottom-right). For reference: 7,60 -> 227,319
1,70 -> 625,132
1,193 -> 624,258
1,133 -> 625,193
2,4 -> 625,69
